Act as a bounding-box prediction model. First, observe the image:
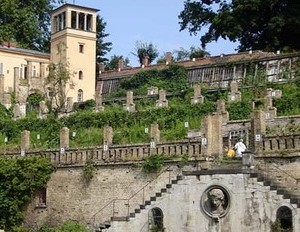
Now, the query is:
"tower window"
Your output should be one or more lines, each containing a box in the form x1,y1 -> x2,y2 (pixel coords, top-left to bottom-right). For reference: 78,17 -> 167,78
79,71 -> 83,80
77,89 -> 83,102
79,44 -> 84,53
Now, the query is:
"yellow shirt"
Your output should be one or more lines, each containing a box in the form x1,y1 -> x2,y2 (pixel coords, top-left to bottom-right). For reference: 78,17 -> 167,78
227,149 -> 235,157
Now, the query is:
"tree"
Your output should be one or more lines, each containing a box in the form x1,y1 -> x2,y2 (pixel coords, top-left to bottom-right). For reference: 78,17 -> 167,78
179,0 -> 300,52
132,41 -> 159,66
173,46 -> 210,61
45,42 -> 71,116
0,0 -> 65,52
105,55 -> 130,71
96,15 -> 112,64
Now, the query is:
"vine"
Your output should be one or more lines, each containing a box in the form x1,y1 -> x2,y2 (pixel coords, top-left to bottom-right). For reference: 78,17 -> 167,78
0,157 -> 53,230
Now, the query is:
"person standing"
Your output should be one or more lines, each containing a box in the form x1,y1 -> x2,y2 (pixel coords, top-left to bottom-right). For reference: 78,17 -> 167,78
234,139 -> 246,158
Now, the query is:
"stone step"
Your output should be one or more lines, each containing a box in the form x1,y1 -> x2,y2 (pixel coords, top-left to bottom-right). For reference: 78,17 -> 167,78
171,180 -> 178,184
177,175 -> 183,180
161,188 -> 167,193
150,196 -> 156,201
145,200 -> 151,205
111,216 -> 129,221
134,208 -> 141,213
166,184 -> 172,189
156,192 -> 162,197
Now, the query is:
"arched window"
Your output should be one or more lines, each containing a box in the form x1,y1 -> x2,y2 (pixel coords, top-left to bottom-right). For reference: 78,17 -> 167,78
79,70 -> 83,80
274,206 -> 293,230
149,207 -> 164,231
77,89 -> 83,102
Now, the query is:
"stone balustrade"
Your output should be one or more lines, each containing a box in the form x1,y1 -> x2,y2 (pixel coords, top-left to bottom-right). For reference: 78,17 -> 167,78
2,140 -> 202,166
261,134 -> 300,157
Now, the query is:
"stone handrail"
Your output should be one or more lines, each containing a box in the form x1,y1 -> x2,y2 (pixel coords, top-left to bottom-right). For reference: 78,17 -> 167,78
1,140 -> 202,166
261,134 -> 300,157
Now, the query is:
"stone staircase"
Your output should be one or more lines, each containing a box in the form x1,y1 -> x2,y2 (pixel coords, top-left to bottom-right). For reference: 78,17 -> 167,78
126,175 -> 184,220
249,172 -> 300,208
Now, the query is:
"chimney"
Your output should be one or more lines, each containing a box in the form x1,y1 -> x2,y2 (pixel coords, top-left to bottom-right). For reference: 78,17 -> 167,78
99,62 -> 105,74
142,55 -> 149,67
165,52 -> 172,64
118,58 -> 124,71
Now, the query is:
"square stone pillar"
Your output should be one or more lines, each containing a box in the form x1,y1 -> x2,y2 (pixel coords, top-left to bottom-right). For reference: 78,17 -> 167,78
216,99 -> 229,123
228,80 -> 241,102
251,110 -> 266,155
156,89 -> 168,107
0,74 -> 4,104
264,96 -> 277,119
191,84 -> 204,104
13,67 -> 20,92
150,123 -> 160,143
60,127 -> 69,149
147,86 -> 158,96
95,94 -> 105,112
123,91 -> 136,112
200,114 -> 223,157
103,126 -> 113,146
21,130 -> 30,153
39,100 -> 49,119
267,88 -> 282,99
13,103 -> 21,120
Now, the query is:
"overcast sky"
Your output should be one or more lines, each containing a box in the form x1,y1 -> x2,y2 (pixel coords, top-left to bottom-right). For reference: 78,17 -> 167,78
67,0 -> 239,66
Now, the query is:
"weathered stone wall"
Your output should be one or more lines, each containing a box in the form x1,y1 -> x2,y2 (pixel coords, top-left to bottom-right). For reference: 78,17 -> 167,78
108,172 -> 300,232
23,164 -> 183,228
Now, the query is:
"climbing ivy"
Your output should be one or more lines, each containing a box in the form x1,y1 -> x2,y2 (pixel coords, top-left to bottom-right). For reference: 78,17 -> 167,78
0,157 -> 53,230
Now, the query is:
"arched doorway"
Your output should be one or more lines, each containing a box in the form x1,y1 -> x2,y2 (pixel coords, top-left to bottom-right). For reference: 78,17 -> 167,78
273,206 -> 293,231
149,207 -> 164,231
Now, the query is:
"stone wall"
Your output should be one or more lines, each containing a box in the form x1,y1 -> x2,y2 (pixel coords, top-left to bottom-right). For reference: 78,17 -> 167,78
23,164 -> 183,228
22,158 -> 300,232
102,171 -> 300,232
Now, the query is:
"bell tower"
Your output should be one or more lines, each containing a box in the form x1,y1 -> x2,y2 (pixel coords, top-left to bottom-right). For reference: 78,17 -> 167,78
50,4 -> 99,105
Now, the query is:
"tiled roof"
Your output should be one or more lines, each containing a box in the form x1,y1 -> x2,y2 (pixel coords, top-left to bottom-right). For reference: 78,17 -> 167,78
0,45 -> 50,59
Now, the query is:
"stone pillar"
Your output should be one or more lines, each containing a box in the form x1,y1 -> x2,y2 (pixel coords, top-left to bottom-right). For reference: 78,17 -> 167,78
123,91 -> 136,112
0,74 -> 4,104
13,67 -> 20,92
150,124 -> 160,143
95,94 -> 105,112
267,88 -> 282,99
251,110 -> 266,155
200,114 -> 223,157
216,99 -> 229,123
228,80 -> 241,102
21,130 -> 30,153
118,58 -> 124,71
165,52 -> 172,64
40,63 -> 46,78
60,127 -> 69,150
264,96 -> 277,119
13,103 -> 21,119
39,100 -> 49,119
147,86 -> 158,96
84,13 -> 87,30
27,61 -> 32,79
156,89 -> 168,107
76,12 -> 79,29
191,84 -> 204,104
103,126 -> 113,146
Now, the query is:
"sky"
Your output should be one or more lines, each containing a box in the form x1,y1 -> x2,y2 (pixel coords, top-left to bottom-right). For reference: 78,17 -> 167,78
66,0 -> 239,67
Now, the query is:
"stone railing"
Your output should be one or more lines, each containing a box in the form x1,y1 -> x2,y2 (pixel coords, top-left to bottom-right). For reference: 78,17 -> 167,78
2,140 -> 202,166
261,134 -> 300,157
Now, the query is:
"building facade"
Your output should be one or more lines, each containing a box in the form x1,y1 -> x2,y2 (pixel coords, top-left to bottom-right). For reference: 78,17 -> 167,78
0,3 -> 98,113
